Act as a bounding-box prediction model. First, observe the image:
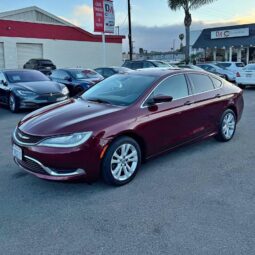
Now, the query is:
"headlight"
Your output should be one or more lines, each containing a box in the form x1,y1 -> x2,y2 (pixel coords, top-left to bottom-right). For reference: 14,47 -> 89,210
16,90 -> 37,97
38,132 -> 93,148
62,87 -> 69,95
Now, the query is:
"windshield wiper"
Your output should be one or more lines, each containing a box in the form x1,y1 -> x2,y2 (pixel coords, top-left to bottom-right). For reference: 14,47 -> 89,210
87,98 -> 112,105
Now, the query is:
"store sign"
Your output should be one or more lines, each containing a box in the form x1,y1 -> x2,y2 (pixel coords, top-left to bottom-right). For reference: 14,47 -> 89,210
93,0 -> 115,33
211,28 -> 249,39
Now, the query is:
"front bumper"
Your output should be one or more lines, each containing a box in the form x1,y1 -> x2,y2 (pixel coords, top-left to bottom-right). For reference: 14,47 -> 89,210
12,129 -> 105,182
18,95 -> 68,109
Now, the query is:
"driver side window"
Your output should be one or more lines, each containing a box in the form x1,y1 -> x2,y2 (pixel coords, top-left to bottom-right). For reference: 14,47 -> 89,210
149,74 -> 189,101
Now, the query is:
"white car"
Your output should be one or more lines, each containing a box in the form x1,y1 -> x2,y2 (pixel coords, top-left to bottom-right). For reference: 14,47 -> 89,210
216,62 -> 245,73
236,64 -> 255,89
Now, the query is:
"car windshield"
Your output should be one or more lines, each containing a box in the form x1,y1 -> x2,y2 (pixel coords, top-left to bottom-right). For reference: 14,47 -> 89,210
69,70 -> 88,80
5,71 -> 50,83
236,63 -> 245,67
244,64 -> 255,71
82,69 -> 102,79
82,74 -> 157,106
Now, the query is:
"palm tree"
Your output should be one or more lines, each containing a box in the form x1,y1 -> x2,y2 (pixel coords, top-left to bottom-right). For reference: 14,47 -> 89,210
168,0 -> 217,63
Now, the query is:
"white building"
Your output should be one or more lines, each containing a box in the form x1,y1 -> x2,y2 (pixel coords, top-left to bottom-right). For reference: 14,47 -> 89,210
0,6 -> 124,69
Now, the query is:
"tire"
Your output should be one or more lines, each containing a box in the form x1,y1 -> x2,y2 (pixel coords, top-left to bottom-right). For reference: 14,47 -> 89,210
215,109 -> 236,142
102,136 -> 141,186
9,93 -> 19,113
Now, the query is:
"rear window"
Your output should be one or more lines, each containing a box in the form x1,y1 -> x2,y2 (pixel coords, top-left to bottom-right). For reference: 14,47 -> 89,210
38,60 -> 53,65
235,63 -> 245,67
188,74 -> 215,94
211,77 -> 222,88
5,71 -> 49,83
216,63 -> 231,68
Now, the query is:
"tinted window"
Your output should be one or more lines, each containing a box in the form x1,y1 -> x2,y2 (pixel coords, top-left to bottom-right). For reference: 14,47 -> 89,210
82,74 -> 156,106
131,62 -> 143,69
103,68 -> 115,77
211,76 -> 222,88
5,70 -> 49,83
51,70 -> 69,79
150,74 -> 189,100
235,63 -> 245,67
216,63 -> 231,68
189,74 -> 215,94
95,68 -> 103,75
152,61 -> 169,67
144,61 -> 155,68
38,60 -> 53,65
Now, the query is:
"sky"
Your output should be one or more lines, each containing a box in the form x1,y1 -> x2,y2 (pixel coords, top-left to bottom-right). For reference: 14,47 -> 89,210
0,0 -> 255,52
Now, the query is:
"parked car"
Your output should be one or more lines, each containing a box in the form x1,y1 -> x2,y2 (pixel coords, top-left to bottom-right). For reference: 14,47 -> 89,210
180,64 -> 225,78
23,59 -> 56,75
0,70 -> 69,112
12,69 -> 243,186
122,60 -> 171,70
50,68 -> 98,96
216,62 -> 245,72
81,69 -> 104,83
197,63 -> 236,81
95,67 -> 131,79
236,64 -> 255,89
178,64 -> 204,71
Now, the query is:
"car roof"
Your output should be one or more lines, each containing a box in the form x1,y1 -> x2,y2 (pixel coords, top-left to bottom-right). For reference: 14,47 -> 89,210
130,67 -> 204,77
1,69 -> 40,72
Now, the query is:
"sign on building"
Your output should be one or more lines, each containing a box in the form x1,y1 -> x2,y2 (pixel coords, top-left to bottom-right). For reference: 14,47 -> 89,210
93,0 -> 115,33
211,28 -> 249,39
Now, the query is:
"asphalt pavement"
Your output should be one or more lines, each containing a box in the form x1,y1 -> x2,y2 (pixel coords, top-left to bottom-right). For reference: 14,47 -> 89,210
0,89 -> 255,255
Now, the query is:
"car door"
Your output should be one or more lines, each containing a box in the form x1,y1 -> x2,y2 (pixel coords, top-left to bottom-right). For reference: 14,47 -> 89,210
138,74 -> 200,155
0,72 -> 9,104
187,73 -> 224,135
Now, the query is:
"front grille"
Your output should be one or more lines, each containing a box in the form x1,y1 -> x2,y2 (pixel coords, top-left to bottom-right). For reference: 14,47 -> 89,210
15,129 -> 43,145
17,157 -> 48,175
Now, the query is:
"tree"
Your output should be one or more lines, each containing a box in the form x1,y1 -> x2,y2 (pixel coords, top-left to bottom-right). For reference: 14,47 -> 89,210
168,0 -> 217,64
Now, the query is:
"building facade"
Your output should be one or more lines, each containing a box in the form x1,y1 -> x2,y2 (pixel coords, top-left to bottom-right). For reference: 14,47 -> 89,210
192,23 -> 255,64
0,6 -> 124,69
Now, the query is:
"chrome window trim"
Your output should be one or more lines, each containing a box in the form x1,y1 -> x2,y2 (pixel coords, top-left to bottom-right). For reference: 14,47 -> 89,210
140,72 -> 223,109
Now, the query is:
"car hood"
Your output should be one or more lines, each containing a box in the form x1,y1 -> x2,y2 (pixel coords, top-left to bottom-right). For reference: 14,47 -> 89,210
18,98 -> 124,136
13,81 -> 64,94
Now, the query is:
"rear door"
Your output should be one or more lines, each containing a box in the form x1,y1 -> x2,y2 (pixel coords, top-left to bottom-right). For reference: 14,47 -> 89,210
187,73 -> 224,134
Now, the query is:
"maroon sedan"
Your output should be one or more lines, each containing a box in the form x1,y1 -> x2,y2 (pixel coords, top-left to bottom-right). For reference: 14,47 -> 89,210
12,69 -> 244,186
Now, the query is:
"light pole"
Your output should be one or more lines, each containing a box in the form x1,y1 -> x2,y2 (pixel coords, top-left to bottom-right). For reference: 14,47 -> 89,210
128,0 -> 133,60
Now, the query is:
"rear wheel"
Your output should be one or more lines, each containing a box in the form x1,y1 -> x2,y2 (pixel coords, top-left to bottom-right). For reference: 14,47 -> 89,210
9,94 -> 19,113
216,109 -> 236,142
102,136 -> 141,186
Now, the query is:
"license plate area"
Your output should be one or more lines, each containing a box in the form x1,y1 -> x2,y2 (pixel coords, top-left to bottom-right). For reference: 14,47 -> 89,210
13,144 -> 23,161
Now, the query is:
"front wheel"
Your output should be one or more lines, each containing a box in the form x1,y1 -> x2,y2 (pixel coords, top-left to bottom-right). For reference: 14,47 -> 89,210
102,136 -> 141,186
215,109 -> 236,142
9,94 -> 19,113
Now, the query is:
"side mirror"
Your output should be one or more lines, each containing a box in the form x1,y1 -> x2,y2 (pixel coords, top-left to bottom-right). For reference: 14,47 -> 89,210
1,80 -> 8,86
148,95 -> 173,105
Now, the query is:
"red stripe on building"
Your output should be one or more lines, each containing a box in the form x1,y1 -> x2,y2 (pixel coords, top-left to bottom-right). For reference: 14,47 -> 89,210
0,20 -> 124,43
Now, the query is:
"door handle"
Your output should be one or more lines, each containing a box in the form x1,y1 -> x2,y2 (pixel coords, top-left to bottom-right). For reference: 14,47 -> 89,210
184,100 -> 193,106
215,94 -> 221,98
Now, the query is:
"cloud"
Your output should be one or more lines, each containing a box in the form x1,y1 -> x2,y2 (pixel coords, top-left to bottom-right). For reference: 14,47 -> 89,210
60,4 -> 94,30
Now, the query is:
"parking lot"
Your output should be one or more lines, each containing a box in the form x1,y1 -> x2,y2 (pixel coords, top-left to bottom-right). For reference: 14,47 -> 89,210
0,89 -> 255,254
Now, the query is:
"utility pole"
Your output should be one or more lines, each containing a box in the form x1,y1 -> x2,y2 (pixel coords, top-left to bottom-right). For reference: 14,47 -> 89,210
128,0 -> 133,60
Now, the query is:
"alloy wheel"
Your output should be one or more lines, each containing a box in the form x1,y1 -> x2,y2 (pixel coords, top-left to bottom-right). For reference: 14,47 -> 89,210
110,143 -> 138,181
222,112 -> 236,140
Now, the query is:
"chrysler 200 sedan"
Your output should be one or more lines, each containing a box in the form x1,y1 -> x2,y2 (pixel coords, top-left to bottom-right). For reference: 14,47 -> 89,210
0,70 -> 69,112
12,69 -> 244,186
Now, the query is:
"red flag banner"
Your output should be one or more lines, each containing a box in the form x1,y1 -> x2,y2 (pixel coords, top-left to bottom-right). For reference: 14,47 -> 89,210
93,0 -> 104,33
